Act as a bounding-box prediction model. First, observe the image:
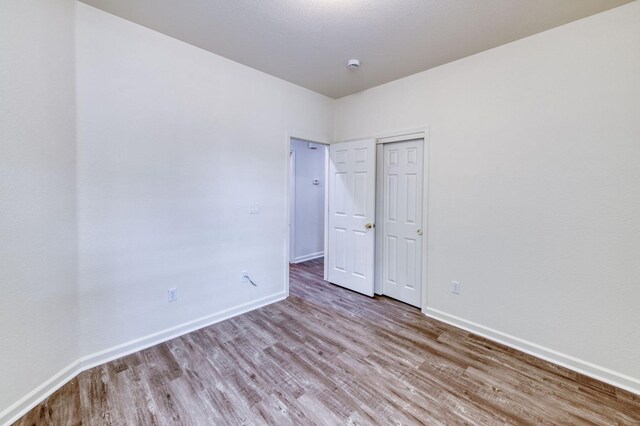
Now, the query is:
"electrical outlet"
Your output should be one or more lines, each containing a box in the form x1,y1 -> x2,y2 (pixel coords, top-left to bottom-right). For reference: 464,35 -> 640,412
240,270 -> 248,283
249,203 -> 260,214
451,281 -> 461,295
168,287 -> 178,302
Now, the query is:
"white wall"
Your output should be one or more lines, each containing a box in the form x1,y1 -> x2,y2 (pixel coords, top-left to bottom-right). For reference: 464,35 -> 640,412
76,3 -> 334,357
2,1 -> 639,421
0,0 -> 78,418
291,139 -> 326,262
335,2 -> 640,391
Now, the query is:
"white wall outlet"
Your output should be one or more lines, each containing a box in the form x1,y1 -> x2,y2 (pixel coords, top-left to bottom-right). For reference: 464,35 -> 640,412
168,287 -> 178,302
249,203 -> 260,214
451,281 -> 461,295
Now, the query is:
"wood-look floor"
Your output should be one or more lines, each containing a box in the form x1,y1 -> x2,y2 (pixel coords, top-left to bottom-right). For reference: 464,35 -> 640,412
14,259 -> 640,425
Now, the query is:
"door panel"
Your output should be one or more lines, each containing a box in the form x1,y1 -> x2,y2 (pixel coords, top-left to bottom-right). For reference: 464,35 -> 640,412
382,139 -> 424,307
333,227 -> 347,271
353,172 -> 368,217
327,139 -> 376,296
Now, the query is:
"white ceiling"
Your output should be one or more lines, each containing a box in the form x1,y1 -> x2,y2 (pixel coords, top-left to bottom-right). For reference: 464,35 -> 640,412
79,0 -> 632,99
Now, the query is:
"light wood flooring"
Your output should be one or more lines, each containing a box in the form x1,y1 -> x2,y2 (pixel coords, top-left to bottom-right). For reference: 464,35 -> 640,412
14,259 -> 640,425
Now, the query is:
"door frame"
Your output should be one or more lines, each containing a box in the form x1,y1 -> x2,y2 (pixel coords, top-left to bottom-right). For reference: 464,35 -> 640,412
329,126 -> 430,310
285,133 -> 331,297
289,150 -> 296,263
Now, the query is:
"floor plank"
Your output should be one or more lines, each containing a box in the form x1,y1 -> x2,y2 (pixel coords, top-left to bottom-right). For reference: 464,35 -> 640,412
13,259 -> 640,425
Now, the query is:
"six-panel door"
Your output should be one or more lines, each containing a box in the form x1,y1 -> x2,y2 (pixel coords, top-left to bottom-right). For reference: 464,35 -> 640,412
382,139 -> 424,307
327,139 -> 376,296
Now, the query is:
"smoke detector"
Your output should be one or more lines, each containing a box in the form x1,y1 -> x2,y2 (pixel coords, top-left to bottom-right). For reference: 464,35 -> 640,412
347,59 -> 360,69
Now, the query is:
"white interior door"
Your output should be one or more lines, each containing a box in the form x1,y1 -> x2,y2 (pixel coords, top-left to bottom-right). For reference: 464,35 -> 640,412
382,139 -> 424,307
327,139 -> 376,296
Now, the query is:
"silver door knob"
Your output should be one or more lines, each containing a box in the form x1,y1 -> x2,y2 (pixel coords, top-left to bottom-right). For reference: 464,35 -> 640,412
417,229 -> 423,235
365,223 -> 375,229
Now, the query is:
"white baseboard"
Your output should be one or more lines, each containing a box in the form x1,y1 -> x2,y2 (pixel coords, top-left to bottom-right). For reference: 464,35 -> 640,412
424,307 -> 640,396
5,294 -> 637,426
0,360 -> 83,426
78,291 -> 286,371
292,251 -> 324,263
0,291 -> 286,426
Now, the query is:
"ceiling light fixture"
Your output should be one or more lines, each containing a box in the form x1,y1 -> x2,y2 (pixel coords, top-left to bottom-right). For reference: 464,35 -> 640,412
347,59 -> 360,69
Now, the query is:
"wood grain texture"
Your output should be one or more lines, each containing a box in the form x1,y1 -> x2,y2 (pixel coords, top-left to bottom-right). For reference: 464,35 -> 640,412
14,259 -> 640,425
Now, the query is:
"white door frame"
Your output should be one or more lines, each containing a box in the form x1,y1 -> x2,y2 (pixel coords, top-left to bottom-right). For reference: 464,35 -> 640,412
289,150 -> 296,263
285,133 -> 331,296
330,126 -> 430,310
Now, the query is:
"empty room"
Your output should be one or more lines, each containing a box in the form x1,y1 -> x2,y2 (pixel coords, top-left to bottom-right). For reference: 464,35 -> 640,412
2,0 -> 640,424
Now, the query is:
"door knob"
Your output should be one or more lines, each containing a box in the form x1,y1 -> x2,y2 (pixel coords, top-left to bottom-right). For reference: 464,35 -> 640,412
417,229 -> 423,235
365,223 -> 375,229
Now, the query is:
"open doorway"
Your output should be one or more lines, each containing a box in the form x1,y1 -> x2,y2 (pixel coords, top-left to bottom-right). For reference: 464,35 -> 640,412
289,138 -> 328,266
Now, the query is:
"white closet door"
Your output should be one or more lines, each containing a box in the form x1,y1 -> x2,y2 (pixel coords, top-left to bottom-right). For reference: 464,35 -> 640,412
382,139 -> 423,307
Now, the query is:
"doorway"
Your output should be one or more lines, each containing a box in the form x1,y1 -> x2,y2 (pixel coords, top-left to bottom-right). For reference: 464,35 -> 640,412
289,138 -> 328,265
